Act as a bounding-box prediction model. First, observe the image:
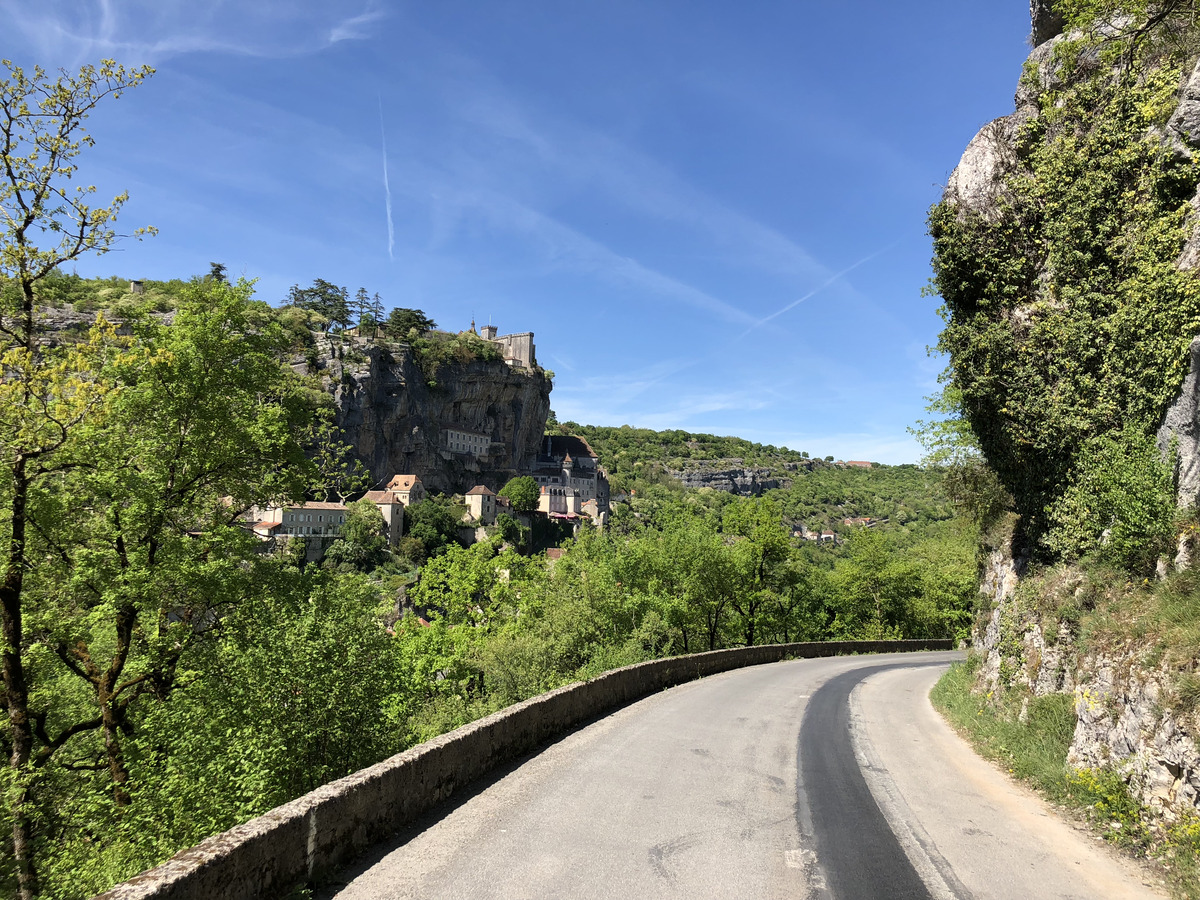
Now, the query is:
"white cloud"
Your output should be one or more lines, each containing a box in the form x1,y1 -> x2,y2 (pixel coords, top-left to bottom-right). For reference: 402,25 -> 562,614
0,0 -> 385,66
330,5 -> 386,43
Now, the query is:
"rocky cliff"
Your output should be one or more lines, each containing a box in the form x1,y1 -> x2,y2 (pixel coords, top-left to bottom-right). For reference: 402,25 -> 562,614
666,462 -> 789,495
300,332 -> 551,494
974,541 -> 1200,826
947,2 -> 1200,826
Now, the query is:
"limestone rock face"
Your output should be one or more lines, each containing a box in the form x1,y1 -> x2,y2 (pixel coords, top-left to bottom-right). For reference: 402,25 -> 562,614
304,334 -> 551,494
1031,0 -> 1065,46
666,465 -> 787,496
943,117 -> 1023,218
1070,651 -> 1200,818
950,0 -> 1200,830
1158,337 -> 1200,508
1169,57 -> 1200,147
975,545 -> 1078,698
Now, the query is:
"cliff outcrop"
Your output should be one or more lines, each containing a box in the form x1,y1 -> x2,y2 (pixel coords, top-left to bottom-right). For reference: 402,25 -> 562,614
944,2 -> 1200,827
975,540 -> 1200,827
300,332 -> 551,494
666,462 -> 788,495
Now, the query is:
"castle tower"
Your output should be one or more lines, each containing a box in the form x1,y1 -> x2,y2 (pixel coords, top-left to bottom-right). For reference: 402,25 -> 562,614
481,324 -> 498,341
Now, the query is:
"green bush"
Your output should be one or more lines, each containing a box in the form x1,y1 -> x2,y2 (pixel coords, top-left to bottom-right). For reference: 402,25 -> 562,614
1044,428 -> 1175,572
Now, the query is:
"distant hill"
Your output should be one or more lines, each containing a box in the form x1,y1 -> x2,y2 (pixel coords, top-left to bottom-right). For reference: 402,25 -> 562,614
563,424 -> 819,494
563,423 -> 955,543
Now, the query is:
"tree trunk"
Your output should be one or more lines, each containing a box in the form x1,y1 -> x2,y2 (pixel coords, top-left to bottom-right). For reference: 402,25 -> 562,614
2,457 -> 38,898
98,603 -> 138,807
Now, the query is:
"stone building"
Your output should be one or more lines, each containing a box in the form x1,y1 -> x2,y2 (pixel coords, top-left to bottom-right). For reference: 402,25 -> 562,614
363,489 -> 406,544
480,323 -> 536,368
386,474 -> 426,505
442,428 -> 492,458
250,473 -> 424,558
464,485 -> 498,525
530,435 -> 610,523
262,501 -> 348,538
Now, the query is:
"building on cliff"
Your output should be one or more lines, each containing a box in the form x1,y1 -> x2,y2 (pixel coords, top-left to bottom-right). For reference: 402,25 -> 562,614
258,501 -> 348,539
315,322 -> 550,495
441,428 -> 492,459
362,489 -> 406,544
531,435 -> 610,524
479,323 -> 536,368
385,474 -> 427,505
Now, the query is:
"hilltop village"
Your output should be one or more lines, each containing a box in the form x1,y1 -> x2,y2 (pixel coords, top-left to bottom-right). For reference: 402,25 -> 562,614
245,322 -> 613,562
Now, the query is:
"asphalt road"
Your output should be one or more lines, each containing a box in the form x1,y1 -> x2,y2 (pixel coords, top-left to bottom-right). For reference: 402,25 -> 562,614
324,651 -> 1165,900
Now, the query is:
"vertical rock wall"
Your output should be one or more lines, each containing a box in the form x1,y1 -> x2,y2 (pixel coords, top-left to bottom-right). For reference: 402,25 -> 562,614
302,334 -> 552,493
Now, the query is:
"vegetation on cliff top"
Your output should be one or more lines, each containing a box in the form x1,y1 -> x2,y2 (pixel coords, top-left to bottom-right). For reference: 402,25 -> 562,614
929,2 -> 1200,567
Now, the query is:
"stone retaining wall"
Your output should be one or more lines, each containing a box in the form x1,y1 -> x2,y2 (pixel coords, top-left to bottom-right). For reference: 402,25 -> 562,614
95,640 -> 952,900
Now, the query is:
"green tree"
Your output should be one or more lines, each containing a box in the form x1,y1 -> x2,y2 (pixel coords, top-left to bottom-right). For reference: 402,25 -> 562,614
0,274 -> 324,895
494,512 -> 529,551
499,476 -> 540,514
1044,428 -> 1175,572
0,57 -> 154,898
383,307 -> 435,339
828,530 -> 922,639
723,498 -> 791,646
286,279 -> 350,332
403,497 -> 463,563
324,498 -> 387,572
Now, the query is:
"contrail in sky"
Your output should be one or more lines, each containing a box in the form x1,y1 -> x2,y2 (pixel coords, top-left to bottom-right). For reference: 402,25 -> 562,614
738,241 -> 899,339
378,95 -> 395,261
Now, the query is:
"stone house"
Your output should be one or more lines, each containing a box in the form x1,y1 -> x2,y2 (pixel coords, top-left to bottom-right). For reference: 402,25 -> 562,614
264,501 -> 348,538
251,473 -> 425,558
464,485 -> 498,525
442,429 -> 492,458
386,474 -> 426,505
363,489 -> 406,545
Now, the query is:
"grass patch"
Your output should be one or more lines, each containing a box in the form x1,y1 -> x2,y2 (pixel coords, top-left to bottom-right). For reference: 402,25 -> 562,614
931,656 -> 1076,798
932,656 -> 1199,898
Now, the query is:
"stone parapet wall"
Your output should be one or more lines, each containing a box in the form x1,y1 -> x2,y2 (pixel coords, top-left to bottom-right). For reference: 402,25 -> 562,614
95,640 -> 951,900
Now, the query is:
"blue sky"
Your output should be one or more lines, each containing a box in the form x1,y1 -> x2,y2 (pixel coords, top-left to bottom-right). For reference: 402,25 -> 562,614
2,1 -> 1032,463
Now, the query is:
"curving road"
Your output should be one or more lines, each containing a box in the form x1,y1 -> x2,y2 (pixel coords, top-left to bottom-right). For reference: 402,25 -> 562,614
323,651 -> 1165,900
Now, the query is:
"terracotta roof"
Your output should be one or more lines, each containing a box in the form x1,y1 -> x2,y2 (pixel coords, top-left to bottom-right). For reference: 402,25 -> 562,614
364,490 -> 402,504
387,475 -> 423,491
465,485 -> 496,496
292,501 -> 347,511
